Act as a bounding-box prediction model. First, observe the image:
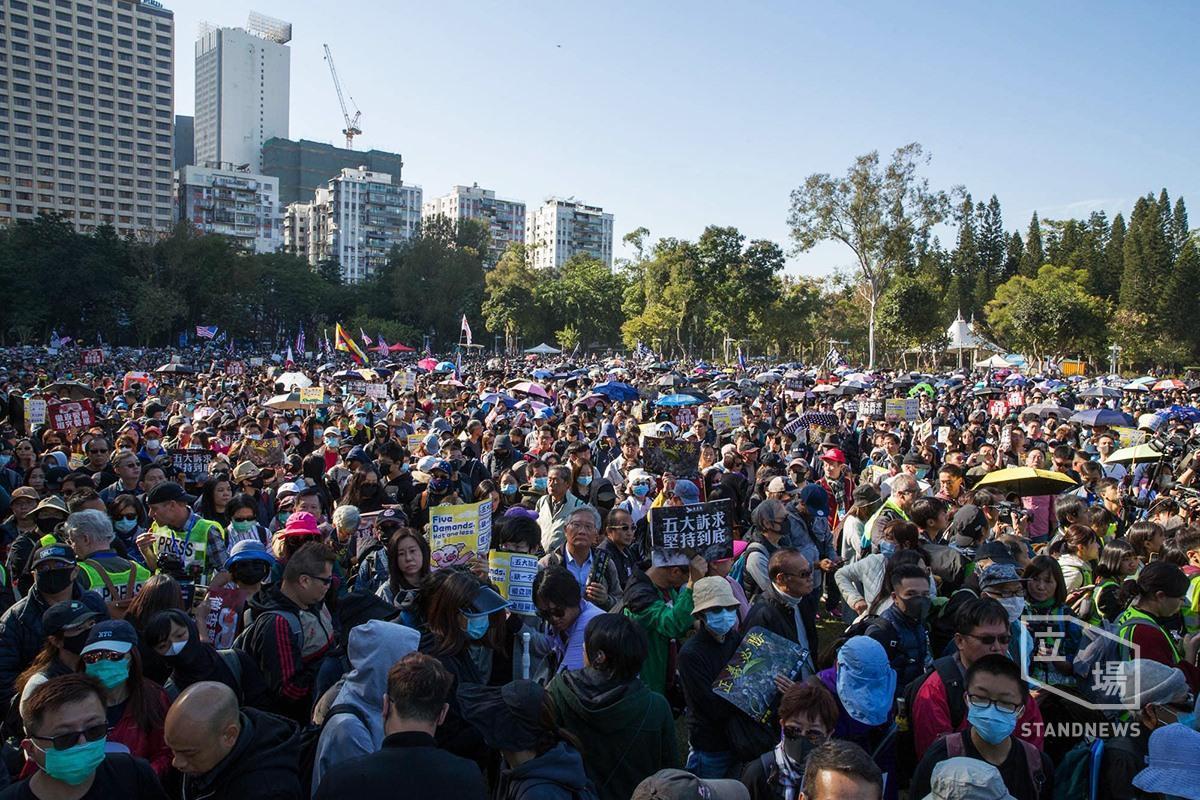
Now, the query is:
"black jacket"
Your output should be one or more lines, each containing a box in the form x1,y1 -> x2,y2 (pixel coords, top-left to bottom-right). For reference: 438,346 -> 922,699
598,539 -> 642,589
676,626 -> 741,752
313,730 -> 487,800
239,584 -> 324,722
177,708 -> 302,800
742,588 -> 818,668
0,583 -> 107,706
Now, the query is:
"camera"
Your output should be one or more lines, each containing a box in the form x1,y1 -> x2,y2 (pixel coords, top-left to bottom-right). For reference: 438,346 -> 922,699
996,501 -> 1029,518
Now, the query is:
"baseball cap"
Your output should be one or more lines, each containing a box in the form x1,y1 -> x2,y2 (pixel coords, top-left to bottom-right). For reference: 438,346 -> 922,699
799,483 -> 829,519
224,539 -> 276,568
632,769 -> 749,800
671,479 -> 700,504
31,543 -> 76,569
975,540 -> 1017,565
766,476 -> 797,495
81,619 -> 138,656
10,486 -> 39,503
977,562 -> 1026,590
146,481 -> 187,505
345,446 -> 371,465
819,447 -> 847,464
720,443 -> 737,458
42,600 -> 100,635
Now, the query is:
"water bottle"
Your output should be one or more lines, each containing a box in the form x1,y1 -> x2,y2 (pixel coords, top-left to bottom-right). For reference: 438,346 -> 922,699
521,631 -> 531,680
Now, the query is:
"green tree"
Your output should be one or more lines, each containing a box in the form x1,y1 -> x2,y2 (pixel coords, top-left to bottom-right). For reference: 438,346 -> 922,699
876,273 -> 948,366
482,244 -> 539,352
1019,212 -> 1044,276
788,142 -> 951,367
977,196 -> 1005,305
1002,231 -> 1024,283
985,264 -> 1109,367
949,193 -> 979,318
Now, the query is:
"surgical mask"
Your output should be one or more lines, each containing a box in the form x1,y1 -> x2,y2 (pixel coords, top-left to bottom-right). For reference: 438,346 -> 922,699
399,463 -> 411,474
247,433 -> 262,441
577,475 -> 593,488
533,477 -> 548,492
900,595 -> 932,623
146,439 -> 160,450
36,568 -> 74,596
324,436 -> 339,448
232,520 -> 257,535
464,615 -> 490,640
62,630 -> 91,656
997,596 -> 1026,623
85,657 -> 130,690
914,466 -> 930,479
501,484 -> 518,496
113,517 -> 137,533
34,736 -> 107,785
781,730 -> 817,765
277,511 -> 290,525
166,639 -> 187,657
705,608 -> 738,637
878,540 -> 897,558
231,562 -> 270,586
967,703 -> 1018,744
631,483 -> 650,498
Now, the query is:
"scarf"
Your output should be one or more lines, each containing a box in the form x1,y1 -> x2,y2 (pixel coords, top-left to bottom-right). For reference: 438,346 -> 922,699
771,738 -> 805,800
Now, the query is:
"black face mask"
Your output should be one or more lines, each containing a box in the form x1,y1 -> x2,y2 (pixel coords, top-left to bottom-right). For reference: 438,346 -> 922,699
36,516 -> 63,534
61,629 -> 90,656
359,484 -> 379,499
231,563 -> 270,586
36,568 -> 74,596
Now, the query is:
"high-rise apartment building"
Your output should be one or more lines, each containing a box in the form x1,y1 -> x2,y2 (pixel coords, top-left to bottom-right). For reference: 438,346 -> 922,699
527,198 -> 614,270
287,168 -> 421,284
193,12 -> 290,174
422,183 -> 524,265
262,137 -> 403,205
0,0 -> 176,236
177,162 -> 280,253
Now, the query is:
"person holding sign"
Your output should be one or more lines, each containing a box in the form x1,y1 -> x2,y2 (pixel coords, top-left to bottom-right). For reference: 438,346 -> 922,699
621,547 -> 707,698
538,507 -> 620,610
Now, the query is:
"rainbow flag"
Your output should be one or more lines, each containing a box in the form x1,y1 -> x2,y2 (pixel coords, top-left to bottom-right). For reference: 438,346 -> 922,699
335,322 -> 370,364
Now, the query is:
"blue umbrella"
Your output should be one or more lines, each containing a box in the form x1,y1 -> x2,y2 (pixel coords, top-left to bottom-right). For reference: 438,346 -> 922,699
531,368 -> 554,379
479,392 -> 517,408
1069,408 -> 1134,427
593,381 -> 640,402
1164,405 -> 1200,423
435,360 -> 456,373
1004,374 -> 1029,386
655,393 -> 703,407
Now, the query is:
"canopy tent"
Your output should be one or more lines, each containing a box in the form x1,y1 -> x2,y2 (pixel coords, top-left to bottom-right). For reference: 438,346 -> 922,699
975,353 -> 1014,369
945,311 -> 1000,368
524,342 -> 562,355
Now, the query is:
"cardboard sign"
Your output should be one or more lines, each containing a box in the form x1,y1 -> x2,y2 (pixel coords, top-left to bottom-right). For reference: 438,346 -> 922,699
226,360 -> 245,376
988,400 -> 1010,419
47,400 -> 95,431
81,348 -> 104,366
204,585 -> 250,649
122,372 -> 154,392
859,399 -> 884,418
428,500 -> 493,569
712,626 -> 809,723
648,499 -> 733,551
641,437 -> 702,477
709,405 -> 743,432
23,397 -> 47,433
171,449 -> 214,483
488,551 -> 539,615
298,387 -> 326,405
346,381 -> 388,400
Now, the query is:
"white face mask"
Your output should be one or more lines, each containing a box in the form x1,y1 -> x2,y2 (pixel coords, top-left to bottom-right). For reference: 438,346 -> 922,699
997,596 -> 1025,624
166,638 -> 187,657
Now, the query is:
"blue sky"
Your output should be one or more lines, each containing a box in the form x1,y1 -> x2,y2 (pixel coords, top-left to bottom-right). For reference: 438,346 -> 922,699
171,1 -> 1200,275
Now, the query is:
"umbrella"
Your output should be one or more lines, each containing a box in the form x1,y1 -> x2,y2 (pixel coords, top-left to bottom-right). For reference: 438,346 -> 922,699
1163,405 -> 1200,423
832,382 -> 867,396
155,363 -> 197,374
479,392 -> 518,408
1023,402 -> 1074,420
889,376 -> 918,390
973,467 -> 1079,497
907,382 -> 935,398
416,357 -> 439,371
656,393 -> 704,407
1105,443 -> 1166,464
593,381 -> 639,402
264,391 -> 325,411
1154,379 -> 1187,392
573,393 -> 609,409
1069,408 -> 1134,427
276,371 -> 312,390
647,362 -> 673,372
1034,380 -> 1065,392
1004,374 -> 1029,386
437,378 -> 466,389
509,381 -> 551,399
811,384 -> 837,394
755,371 -> 783,384
515,398 -> 549,412
1080,385 -> 1122,399
656,373 -> 690,388
387,343 -> 415,352
973,387 -> 1003,396
434,361 -> 456,373
42,381 -> 98,400
1120,382 -> 1149,393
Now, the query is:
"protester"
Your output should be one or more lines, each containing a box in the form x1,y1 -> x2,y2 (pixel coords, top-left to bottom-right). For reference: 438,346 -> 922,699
534,566 -> 604,673
621,549 -> 705,696
739,680 -> 838,798
743,548 -> 817,679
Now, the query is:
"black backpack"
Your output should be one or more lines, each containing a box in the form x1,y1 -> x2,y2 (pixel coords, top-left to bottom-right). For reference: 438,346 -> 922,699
297,702 -> 372,797
894,655 -> 964,789
817,613 -> 884,670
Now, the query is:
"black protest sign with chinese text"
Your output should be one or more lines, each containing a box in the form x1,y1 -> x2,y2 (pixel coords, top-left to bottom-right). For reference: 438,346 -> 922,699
47,400 -> 95,431
171,449 -> 214,484
712,626 -> 809,723
641,437 -> 701,478
648,499 -> 732,551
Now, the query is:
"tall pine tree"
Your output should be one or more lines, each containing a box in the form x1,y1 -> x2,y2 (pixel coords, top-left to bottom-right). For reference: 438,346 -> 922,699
1003,232 -> 1024,282
977,195 -> 1005,305
950,194 -> 980,317
1020,212 -> 1044,276
1103,213 -> 1126,301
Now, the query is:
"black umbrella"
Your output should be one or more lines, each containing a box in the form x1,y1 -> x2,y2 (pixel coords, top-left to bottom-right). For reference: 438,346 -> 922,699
43,381 -> 98,400
155,364 -> 198,375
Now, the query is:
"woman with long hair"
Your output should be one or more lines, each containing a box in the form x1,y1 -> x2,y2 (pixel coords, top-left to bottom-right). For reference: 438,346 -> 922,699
1128,520 -> 1166,567
143,608 -> 268,707
226,492 -> 270,547
1022,555 -> 1081,687
341,467 -> 385,513
124,573 -> 186,684
1089,537 -> 1139,624
12,438 -> 36,472
1049,523 -> 1101,592
377,528 -> 432,616
840,483 -> 882,563
196,474 -> 234,528
13,602 -> 98,722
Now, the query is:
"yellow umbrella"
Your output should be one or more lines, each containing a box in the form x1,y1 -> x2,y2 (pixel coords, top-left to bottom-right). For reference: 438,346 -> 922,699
1105,443 -> 1163,464
974,467 -> 1079,497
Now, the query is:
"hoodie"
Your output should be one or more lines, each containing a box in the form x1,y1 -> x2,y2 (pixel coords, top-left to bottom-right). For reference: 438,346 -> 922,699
546,668 -> 677,800
179,707 -> 302,800
311,619 -> 420,795
495,742 -> 594,800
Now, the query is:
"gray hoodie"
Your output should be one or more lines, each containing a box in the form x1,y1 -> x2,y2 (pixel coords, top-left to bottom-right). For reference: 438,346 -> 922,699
310,619 -> 420,796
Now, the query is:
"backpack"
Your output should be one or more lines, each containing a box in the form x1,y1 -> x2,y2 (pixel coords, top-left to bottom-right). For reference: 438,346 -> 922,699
81,558 -> 139,617
234,607 -> 302,654
1072,616 -> 1154,705
163,649 -> 245,702
297,702 -> 372,797
817,614 -> 884,670
1052,738 -> 1104,800
945,731 -> 1045,795
895,655 -> 965,789
736,542 -> 770,600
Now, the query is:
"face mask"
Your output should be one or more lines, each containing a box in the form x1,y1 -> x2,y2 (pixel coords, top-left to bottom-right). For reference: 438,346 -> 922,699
247,433 -> 263,441
232,520 -> 257,536
914,466 -> 930,479
501,484 -> 518,496
997,596 -> 1026,623
146,439 -> 160,450
967,702 -> 1018,744
231,563 -> 270,585
62,630 -> 90,656
277,512 -> 290,525
781,730 -> 817,765
36,568 -> 74,596
429,477 -> 451,494
399,463 -> 411,474
577,475 -> 593,488
464,615 -> 489,640
85,656 -> 130,690
166,639 -> 187,657
34,736 -> 107,785
878,540 -> 897,558
113,517 -> 137,533
533,477 -> 548,492
705,608 -> 738,637
632,483 -> 650,498
314,428 -> 324,438
360,484 -> 379,498
37,517 -> 62,534
324,437 -> 339,448
900,595 -> 932,623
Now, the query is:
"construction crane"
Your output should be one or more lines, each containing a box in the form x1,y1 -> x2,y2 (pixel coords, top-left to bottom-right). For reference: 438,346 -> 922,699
322,44 -> 362,149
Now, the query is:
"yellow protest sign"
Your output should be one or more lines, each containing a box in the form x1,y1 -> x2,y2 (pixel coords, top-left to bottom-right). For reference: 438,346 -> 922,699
298,387 -> 326,405
710,405 -> 743,432
488,550 -> 539,614
429,500 -> 493,569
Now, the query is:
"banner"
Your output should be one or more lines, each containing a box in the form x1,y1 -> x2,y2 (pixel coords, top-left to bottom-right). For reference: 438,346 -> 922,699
122,372 -> 154,392
641,437 -> 701,477
226,360 -> 245,376
171,449 -> 213,483
884,397 -> 920,421
345,380 -> 387,400
23,397 -> 47,433
709,405 -> 743,432
668,405 -> 697,430
429,500 -> 493,569
712,626 -> 809,723
48,400 -> 95,431
648,498 -> 733,551
859,399 -> 884,418
298,387 -> 326,405
988,399 -> 1010,419
81,348 -> 104,366
488,550 -> 539,615
249,357 -> 264,367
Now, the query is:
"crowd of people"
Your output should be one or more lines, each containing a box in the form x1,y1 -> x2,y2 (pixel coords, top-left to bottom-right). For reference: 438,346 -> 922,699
0,345 -> 1198,799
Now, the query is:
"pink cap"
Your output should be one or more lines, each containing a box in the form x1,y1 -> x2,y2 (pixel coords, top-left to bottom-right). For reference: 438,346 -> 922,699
278,511 -> 321,538
732,540 -> 749,559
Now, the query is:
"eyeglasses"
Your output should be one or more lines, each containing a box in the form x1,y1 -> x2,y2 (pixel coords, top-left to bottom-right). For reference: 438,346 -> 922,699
30,722 -> 108,751
87,447 -> 108,455
964,632 -> 1012,646
966,693 -> 1022,715
81,650 -> 126,665
607,524 -> 633,531
783,726 -> 827,744
782,570 -> 813,580
116,514 -> 138,522
303,573 -> 334,586
538,606 -> 569,621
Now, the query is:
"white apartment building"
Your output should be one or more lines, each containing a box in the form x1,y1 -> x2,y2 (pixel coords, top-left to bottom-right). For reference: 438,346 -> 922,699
292,168 -> 421,284
177,163 -> 280,253
0,0 -> 176,236
194,13 -> 290,174
422,183 -> 525,265
527,198 -> 614,270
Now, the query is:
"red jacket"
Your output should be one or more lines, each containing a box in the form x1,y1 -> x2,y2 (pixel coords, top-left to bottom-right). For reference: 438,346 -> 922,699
110,685 -> 173,778
1128,621 -> 1200,693
912,660 -> 1044,754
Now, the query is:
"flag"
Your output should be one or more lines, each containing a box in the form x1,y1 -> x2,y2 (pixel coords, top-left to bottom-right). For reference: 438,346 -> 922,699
360,328 -> 373,348
455,349 -> 462,380
49,329 -> 60,348
285,346 -> 295,367
825,344 -> 846,368
460,314 -> 473,346
336,323 -> 370,364
295,327 -> 305,355
376,335 -> 389,357
227,336 -> 235,354
323,329 -> 332,356
571,341 -> 581,358
737,346 -> 747,371
424,339 -> 433,357
195,325 -> 218,340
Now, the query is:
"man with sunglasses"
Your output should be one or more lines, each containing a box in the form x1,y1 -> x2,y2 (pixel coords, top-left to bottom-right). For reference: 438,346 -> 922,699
533,566 -> 603,673
5,673 -> 168,799
598,506 -> 640,589
77,436 -> 117,491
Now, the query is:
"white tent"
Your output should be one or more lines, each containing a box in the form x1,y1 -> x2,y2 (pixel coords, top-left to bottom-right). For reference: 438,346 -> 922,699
524,342 -> 562,355
946,311 -> 990,351
975,353 -> 1014,369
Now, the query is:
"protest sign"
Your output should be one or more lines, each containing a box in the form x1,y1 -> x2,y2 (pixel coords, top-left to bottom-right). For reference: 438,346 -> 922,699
395,370 -> 418,392
712,626 -> 809,723
23,397 -> 47,433
81,348 -> 104,366
429,500 -> 493,569
784,377 -> 806,391
226,360 -> 245,376
204,585 -> 250,649
47,400 -> 94,431
248,357 -> 264,367
298,387 -> 326,405
488,550 -> 539,615
859,399 -> 884,418
648,499 -> 733,551
346,380 -> 387,400
641,437 -> 701,477
122,372 -> 154,392
171,449 -> 213,483
709,405 -> 743,432
988,399 -> 1009,419
884,398 -> 920,421
669,405 -> 697,429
